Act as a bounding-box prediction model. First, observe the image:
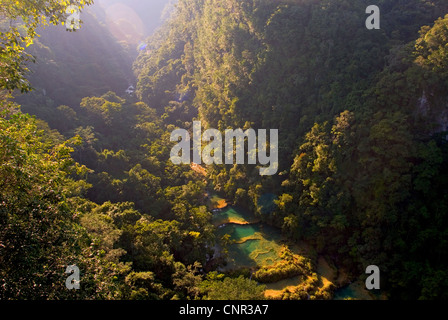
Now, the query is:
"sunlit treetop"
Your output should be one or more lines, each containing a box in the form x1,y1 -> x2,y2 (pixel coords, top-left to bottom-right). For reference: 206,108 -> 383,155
415,14 -> 448,77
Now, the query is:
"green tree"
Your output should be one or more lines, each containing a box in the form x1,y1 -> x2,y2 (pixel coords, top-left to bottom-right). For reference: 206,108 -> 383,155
201,275 -> 266,300
0,104 -> 122,299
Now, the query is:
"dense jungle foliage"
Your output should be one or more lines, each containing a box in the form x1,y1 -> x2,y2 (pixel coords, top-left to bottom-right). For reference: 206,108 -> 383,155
2,0 -> 448,300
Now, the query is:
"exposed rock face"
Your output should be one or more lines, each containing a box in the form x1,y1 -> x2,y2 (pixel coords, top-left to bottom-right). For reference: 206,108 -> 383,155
416,90 -> 448,136
417,91 -> 429,116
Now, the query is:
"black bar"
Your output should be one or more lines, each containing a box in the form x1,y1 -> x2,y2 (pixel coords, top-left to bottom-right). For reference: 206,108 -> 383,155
0,300 -> 439,319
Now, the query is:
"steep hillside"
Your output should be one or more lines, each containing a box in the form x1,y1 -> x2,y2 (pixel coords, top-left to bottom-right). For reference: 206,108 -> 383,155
3,0 -> 448,301
135,0 -> 448,299
13,8 -> 135,130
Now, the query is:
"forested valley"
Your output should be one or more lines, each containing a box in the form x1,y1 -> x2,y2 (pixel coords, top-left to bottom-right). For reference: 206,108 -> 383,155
2,0 -> 448,300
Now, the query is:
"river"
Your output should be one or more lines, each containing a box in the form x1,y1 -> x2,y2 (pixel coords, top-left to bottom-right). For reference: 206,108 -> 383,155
207,193 -> 377,300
